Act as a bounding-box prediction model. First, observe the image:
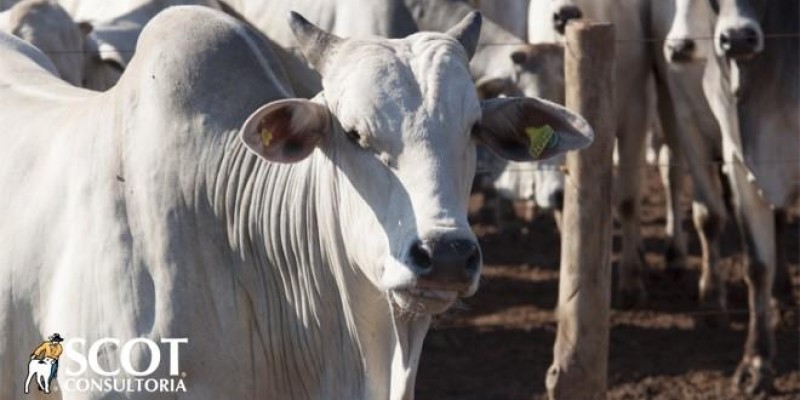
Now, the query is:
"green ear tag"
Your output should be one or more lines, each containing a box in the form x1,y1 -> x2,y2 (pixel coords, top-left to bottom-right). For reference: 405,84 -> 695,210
261,128 -> 273,146
524,125 -> 558,158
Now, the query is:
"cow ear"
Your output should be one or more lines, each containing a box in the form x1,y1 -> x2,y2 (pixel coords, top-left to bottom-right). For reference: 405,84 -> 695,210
475,97 -> 593,161
240,99 -> 331,163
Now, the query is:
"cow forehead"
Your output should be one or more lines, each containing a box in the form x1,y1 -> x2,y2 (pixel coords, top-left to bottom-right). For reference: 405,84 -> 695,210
324,34 -> 481,141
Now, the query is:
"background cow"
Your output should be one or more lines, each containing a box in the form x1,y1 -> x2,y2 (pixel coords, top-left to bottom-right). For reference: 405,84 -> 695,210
665,0 -> 798,394
0,0 -> 90,86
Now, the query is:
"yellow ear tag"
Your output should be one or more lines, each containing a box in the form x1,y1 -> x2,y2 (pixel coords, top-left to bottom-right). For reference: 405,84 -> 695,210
524,125 -> 558,158
261,128 -> 273,147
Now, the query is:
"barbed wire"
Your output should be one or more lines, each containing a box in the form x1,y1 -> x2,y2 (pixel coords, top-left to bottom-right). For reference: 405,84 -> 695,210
475,159 -> 800,173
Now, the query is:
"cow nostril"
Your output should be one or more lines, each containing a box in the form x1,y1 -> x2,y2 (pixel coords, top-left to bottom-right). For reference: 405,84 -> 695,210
553,6 -> 582,34
465,247 -> 481,273
558,5 -> 582,20
744,32 -> 758,46
719,33 -> 731,48
668,40 -> 696,62
409,241 -> 432,271
551,190 -> 565,210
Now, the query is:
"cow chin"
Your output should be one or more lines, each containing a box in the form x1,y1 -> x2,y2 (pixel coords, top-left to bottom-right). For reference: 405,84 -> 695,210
380,257 -> 462,315
389,289 -> 459,315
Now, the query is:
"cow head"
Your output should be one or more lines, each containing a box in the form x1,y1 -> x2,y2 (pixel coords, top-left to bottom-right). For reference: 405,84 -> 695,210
711,0 -> 764,59
240,12 -> 593,315
664,0 -> 716,63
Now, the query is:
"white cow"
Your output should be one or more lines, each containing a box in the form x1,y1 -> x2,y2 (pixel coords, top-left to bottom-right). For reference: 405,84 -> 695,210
0,0 -> 90,86
24,358 -> 56,394
468,0 -> 529,40
0,7 -> 592,399
666,0 -> 798,394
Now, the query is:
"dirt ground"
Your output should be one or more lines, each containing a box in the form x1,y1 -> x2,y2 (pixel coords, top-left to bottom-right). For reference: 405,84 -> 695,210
415,168 -> 799,400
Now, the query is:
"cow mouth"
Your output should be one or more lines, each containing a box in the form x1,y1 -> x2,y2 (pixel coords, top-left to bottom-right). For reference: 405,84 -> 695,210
390,288 -> 459,315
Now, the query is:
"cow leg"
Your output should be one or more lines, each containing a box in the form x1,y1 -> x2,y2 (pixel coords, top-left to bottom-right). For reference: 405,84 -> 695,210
653,65 -> 731,320
615,110 -> 649,309
728,160 -> 776,395
614,78 -> 652,308
773,209 -> 795,304
24,370 -> 34,394
658,142 -> 688,273
692,197 -> 728,325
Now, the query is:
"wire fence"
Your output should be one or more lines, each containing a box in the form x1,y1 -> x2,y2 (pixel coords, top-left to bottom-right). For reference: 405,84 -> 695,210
7,29 -> 800,56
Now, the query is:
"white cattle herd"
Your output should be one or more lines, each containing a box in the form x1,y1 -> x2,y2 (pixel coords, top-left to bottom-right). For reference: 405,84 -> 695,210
0,0 -> 795,398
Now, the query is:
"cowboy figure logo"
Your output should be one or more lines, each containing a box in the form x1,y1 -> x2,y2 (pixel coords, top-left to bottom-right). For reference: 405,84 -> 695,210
24,333 -> 64,394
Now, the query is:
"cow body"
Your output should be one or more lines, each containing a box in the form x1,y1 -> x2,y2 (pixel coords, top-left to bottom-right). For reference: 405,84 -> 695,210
0,8 -> 313,398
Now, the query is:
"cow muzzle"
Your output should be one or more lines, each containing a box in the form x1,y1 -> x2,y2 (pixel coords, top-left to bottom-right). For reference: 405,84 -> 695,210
665,39 -> 698,63
388,235 -> 481,314
553,5 -> 582,35
718,26 -> 762,59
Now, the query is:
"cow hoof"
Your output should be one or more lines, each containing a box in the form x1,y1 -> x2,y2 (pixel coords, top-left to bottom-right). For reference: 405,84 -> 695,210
733,358 -> 774,396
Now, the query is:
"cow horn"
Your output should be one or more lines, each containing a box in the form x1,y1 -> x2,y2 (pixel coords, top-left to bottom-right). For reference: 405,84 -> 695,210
288,11 -> 343,74
446,11 -> 482,61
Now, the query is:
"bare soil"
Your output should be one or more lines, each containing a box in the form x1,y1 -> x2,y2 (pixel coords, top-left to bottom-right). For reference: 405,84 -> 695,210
415,168 -> 800,399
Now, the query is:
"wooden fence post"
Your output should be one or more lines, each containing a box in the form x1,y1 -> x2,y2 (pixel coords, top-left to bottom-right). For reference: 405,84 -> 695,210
546,21 -> 616,400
